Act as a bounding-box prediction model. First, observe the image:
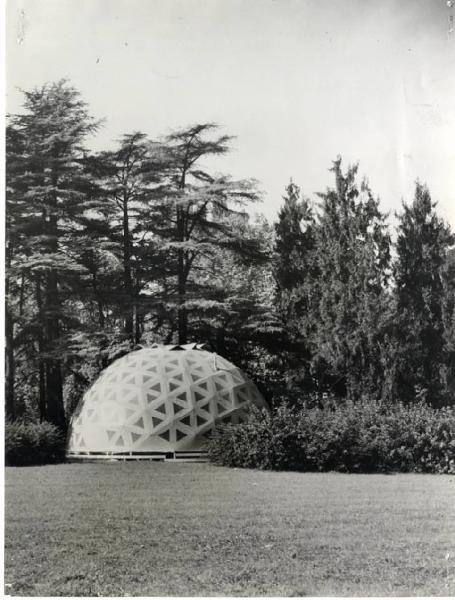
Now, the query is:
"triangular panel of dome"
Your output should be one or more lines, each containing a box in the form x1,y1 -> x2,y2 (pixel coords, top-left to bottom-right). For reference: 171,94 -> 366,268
133,416 -> 145,429
196,414 -> 208,428
153,402 -> 167,415
180,415 -> 192,427
152,415 -> 165,428
176,429 -> 187,441
169,379 -> 184,393
124,392 -> 142,407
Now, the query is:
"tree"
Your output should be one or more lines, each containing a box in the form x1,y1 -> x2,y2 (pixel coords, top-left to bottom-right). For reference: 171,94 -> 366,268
149,123 -> 264,345
394,183 -> 454,405
189,214 -> 278,373
441,249 -> 455,401
5,124 -> 26,418
93,132 -> 169,344
273,180 -> 317,396
310,159 -> 391,399
6,80 -> 98,428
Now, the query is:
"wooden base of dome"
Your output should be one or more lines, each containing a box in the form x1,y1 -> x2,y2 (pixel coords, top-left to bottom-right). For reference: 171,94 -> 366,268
66,450 -> 209,463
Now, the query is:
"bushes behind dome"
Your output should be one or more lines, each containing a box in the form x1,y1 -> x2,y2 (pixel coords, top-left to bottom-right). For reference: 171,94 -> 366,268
208,399 -> 455,474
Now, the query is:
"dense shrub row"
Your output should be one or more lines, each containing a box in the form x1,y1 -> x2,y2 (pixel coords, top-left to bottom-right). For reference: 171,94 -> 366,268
207,400 -> 455,473
5,420 -> 65,466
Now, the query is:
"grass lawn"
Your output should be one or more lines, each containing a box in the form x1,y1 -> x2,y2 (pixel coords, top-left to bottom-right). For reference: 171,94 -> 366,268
4,463 -> 455,596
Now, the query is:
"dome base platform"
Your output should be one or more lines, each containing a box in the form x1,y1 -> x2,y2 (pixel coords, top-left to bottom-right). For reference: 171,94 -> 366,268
66,450 -> 208,463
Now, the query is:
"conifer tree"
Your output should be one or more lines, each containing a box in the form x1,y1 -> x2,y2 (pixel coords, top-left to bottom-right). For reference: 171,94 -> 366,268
149,123 -> 264,344
441,249 -> 455,401
5,125 -> 26,417
6,80 -> 98,428
311,159 -> 391,399
273,181 -> 317,395
94,132 -> 169,344
394,183 -> 454,405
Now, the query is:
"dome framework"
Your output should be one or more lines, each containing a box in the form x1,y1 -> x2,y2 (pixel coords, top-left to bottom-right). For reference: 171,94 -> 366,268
67,344 -> 267,461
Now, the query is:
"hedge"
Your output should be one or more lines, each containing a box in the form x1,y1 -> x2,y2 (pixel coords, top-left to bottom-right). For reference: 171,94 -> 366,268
207,399 -> 455,473
5,419 -> 65,466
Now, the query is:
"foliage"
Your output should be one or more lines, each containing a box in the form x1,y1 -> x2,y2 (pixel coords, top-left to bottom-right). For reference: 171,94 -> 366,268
5,79 -> 455,427
394,183 -> 455,405
441,249 -> 455,399
309,160 -> 392,399
5,419 -> 65,466
272,181 -> 317,397
6,85 -> 270,425
148,123 -> 266,345
6,80 -> 99,427
208,400 -> 455,473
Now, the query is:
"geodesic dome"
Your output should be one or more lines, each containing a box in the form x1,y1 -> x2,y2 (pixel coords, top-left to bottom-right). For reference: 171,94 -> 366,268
67,343 -> 267,458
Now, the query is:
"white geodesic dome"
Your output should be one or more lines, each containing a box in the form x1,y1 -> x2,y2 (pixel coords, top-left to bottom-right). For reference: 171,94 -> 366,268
67,343 -> 267,457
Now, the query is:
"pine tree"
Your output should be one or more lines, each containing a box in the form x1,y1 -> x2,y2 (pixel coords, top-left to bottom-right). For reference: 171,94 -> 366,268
394,183 -> 454,405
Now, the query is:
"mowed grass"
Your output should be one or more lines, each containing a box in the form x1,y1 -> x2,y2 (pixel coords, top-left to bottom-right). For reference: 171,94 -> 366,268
5,463 -> 455,596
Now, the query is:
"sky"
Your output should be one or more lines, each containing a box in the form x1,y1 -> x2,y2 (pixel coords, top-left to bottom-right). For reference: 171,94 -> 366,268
5,0 -> 455,228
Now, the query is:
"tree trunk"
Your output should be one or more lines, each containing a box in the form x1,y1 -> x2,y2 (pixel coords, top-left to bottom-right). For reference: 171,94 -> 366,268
42,196 -> 66,429
122,195 -> 134,340
43,268 -> 66,429
215,326 -> 226,356
35,277 -> 47,422
5,239 -> 15,418
176,205 -> 188,344
45,358 -> 65,428
177,274 -> 187,345
5,304 -> 15,419
134,302 -> 142,345
91,270 -> 105,329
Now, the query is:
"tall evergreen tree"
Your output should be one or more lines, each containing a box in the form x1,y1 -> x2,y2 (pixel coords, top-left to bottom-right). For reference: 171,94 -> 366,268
441,249 -> 455,401
273,181 -> 317,395
6,80 -> 98,428
394,183 -> 454,405
94,132 -> 169,344
5,124 -> 27,418
311,159 -> 391,399
149,123 -> 264,345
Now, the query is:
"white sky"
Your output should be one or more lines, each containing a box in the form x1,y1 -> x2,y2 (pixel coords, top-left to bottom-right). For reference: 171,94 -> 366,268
5,0 -> 455,228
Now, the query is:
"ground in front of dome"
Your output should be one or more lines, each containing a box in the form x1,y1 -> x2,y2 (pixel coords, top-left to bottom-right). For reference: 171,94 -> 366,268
5,462 -> 455,596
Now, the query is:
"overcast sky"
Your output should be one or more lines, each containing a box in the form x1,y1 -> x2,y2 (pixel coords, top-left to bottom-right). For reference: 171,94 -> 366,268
6,0 -> 455,228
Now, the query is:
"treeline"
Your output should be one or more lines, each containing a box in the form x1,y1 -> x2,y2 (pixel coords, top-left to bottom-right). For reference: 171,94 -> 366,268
5,80 -> 455,432
272,172 -> 455,407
